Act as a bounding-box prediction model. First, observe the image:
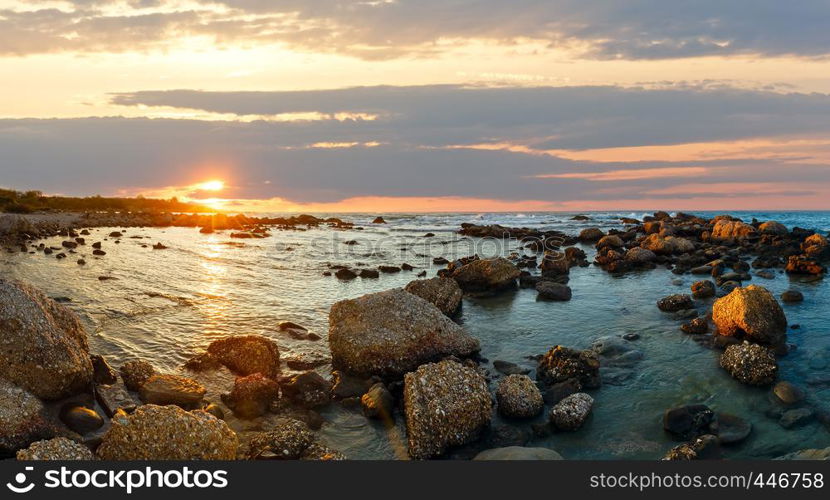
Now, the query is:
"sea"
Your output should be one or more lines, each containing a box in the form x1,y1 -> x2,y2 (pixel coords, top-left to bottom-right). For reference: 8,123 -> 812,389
1,211 -> 828,459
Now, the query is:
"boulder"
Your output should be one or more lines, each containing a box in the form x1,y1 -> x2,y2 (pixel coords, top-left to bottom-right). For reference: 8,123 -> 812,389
641,234 -> 694,255
245,418 -> 344,460
221,373 -> 280,418
16,438 -> 95,461
785,256 -> 825,275
780,408 -> 814,429
578,228 -> 605,242
403,360 -> 491,459
335,268 -> 358,280
537,346 -> 601,388
404,277 -> 463,316
473,446 -> 563,460
361,383 -> 394,420
711,220 -> 757,242
549,393 -> 593,431
657,294 -> 694,312
90,354 -> 118,385
96,405 -> 237,460
1,380 -> 55,455
681,318 -> 709,334
781,290 -> 804,303
0,280 -> 93,399
329,289 -> 479,378
281,372 -> 332,409
772,381 -> 805,405
60,405 -> 104,434
119,359 -> 155,391
330,370 -> 375,400
625,247 -> 657,263
663,435 -> 720,460
540,251 -> 570,276
138,374 -> 206,408
536,281 -> 572,301
496,374 -> 544,419
720,341 -> 778,386
691,280 -> 716,299
714,413 -> 752,444
596,235 -> 624,249
451,257 -> 520,293
758,221 -> 788,236
663,405 -> 715,440
207,335 -> 280,378
712,285 -> 787,345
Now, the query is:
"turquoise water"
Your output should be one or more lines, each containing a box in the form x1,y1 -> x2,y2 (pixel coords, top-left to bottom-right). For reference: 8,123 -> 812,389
1,211 -> 828,459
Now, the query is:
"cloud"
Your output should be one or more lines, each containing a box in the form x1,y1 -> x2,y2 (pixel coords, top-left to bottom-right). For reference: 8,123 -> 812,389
2,1 -> 830,59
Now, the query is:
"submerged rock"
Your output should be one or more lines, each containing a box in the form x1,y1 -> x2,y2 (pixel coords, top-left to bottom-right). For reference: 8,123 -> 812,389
97,405 -> 237,460
473,446 -> 563,460
657,294 -> 694,312
281,372 -> 332,409
17,438 -> 94,461
549,393 -> 593,431
207,335 -> 281,378
712,285 -> 787,345
720,341 -> 778,386
691,280 -> 716,299
404,360 -> 491,459
537,346 -> 601,388
772,381 -> 805,405
663,435 -> 720,460
0,279 -> 93,399
681,317 -> 710,334
1,380 -> 55,455
496,374 -> 544,419
329,289 -> 479,378
245,418 -> 344,460
714,413 -> 752,444
781,290 -> 804,303
404,277 -> 463,316
450,257 -> 520,293
663,405 -> 715,440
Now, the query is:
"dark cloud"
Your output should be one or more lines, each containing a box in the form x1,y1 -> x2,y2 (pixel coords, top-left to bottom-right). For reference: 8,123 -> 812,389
3,1 -> 830,59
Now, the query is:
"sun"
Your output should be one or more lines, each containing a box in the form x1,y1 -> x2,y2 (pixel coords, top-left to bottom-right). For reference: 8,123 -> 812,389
196,180 -> 225,191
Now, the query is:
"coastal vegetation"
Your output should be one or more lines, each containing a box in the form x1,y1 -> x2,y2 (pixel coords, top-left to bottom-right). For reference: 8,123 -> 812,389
0,188 -> 213,214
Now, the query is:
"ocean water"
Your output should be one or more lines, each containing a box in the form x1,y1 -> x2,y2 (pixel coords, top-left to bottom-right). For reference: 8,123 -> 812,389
1,211 -> 828,460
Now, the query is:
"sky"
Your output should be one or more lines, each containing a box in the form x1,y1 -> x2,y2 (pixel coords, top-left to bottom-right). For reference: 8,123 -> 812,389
1,1 -> 830,212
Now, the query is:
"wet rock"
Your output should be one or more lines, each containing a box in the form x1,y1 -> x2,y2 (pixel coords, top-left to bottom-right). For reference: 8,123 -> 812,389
138,374 -> 206,408
221,373 -> 280,418
785,255 -> 825,275
95,382 -> 137,417
711,220 -> 757,242
358,269 -> 379,278
681,317 -> 710,334
590,336 -> 643,385
329,288 -> 479,378
625,247 -> 657,264
714,413 -> 752,444
372,217 -> 386,224
245,418 -> 344,460
657,294 -> 694,312
183,352 -> 223,371
119,359 -> 155,391
60,405 -> 104,434
758,221 -> 788,236
90,354 -> 118,385
492,360 -> 529,376
404,277 -> 463,316
780,408 -> 814,429
378,265 -> 402,273
335,268 -> 358,280
578,228 -> 604,242
97,404 -> 237,460
641,234 -> 694,255
207,335 -> 280,378
663,405 -> 715,440
0,380 -> 55,455
404,360 -> 491,459
691,280 -> 716,299
772,381 -> 805,405
473,446 -> 563,460
549,393 -> 593,431
540,251 -> 570,276
496,374 -> 544,419
537,346 -> 601,389
596,235 -> 624,249
330,371 -> 375,400
281,372 -> 332,409
720,341 -> 778,386
361,383 -> 394,420
16,437 -> 95,461
712,285 -> 787,345
202,403 -> 225,420
781,290 -> 804,303
663,435 -> 720,460
542,379 -> 582,405
0,279 -> 93,399
451,257 -> 520,293
535,281 -> 572,301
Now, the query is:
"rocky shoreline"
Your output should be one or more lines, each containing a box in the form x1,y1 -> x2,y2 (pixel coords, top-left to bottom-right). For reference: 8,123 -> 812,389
1,210 -> 829,461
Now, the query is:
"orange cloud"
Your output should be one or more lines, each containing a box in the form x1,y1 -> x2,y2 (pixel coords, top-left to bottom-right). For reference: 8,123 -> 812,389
533,167 -> 709,181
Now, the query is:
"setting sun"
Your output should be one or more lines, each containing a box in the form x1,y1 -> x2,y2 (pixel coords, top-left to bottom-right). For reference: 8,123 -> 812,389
197,180 -> 225,192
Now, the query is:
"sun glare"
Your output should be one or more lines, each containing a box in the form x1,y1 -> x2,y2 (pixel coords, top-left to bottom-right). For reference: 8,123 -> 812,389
197,180 -> 225,191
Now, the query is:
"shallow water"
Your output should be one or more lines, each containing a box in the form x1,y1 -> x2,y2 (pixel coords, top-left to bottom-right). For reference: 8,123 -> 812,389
1,211 -> 828,459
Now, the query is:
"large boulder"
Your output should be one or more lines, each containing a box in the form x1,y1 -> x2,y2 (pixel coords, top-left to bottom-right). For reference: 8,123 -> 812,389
536,281 -> 572,301
711,219 -> 757,242
537,346 -> 600,388
221,373 -> 280,418
802,233 -> 829,260
496,374 -> 544,418
329,289 -> 480,378
758,221 -> 788,236
785,255 -> 825,275
0,280 -> 93,399
625,247 -> 657,263
450,257 -> 520,293
578,228 -> 605,242
403,360 -> 491,459
96,405 -> 238,460
404,277 -> 463,316
17,438 -> 95,461
1,380 -> 55,456
641,234 -> 694,255
712,285 -> 787,345
720,342 -> 778,386
549,393 -> 593,431
207,335 -> 280,377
